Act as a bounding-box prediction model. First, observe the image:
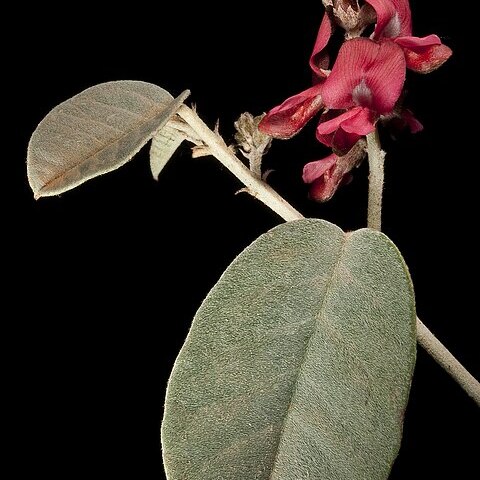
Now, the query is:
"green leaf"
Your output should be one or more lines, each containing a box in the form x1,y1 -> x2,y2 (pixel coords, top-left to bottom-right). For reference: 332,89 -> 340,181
162,219 -> 416,480
27,81 -> 189,198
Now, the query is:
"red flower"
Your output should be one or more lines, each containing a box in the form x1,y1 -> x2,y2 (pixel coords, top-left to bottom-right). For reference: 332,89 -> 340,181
365,0 -> 452,73
303,153 -> 340,202
258,14 -> 332,139
302,140 -> 366,202
257,84 -> 325,140
258,0 -> 452,202
316,38 -> 406,152
310,11 -> 334,78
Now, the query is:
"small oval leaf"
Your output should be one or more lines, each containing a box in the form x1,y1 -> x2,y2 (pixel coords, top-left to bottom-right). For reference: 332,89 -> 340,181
27,81 -> 189,198
162,219 -> 416,480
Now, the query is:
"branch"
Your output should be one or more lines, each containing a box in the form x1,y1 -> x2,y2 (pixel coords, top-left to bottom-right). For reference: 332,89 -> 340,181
416,317 -> 480,404
177,105 -> 302,222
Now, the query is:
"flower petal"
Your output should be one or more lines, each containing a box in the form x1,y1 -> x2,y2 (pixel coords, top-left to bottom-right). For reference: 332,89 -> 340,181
308,171 -> 338,202
332,107 -> 375,153
332,129 -> 362,154
306,139 -> 367,202
402,109 -> 423,133
316,108 -> 362,136
364,0 -> 396,38
395,34 -> 441,50
365,0 -> 412,38
305,155 -> 340,202
258,84 -> 324,139
316,107 -> 375,153
302,154 -> 337,184
341,107 -> 376,135
389,0 -> 412,36
321,38 -> 406,114
309,13 -> 333,78
395,35 -> 452,73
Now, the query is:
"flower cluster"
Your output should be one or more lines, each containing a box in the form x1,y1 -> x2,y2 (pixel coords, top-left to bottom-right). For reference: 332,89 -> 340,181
259,0 -> 451,201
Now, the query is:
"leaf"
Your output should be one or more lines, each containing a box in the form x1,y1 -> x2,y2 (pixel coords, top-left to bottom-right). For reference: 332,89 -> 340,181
149,116 -> 205,180
27,81 -> 190,198
162,219 -> 416,480
149,122 -> 186,180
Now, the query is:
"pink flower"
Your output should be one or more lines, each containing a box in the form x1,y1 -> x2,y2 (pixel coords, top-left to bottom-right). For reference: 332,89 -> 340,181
310,11 -> 334,78
303,153 -> 340,202
302,140 -> 366,202
316,37 -> 406,152
365,0 -> 452,73
258,14 -> 332,139
257,84 -> 325,140
258,0 -> 452,202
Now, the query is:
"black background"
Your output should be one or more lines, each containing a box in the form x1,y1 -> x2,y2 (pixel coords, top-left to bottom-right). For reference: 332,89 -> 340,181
9,2 -> 478,478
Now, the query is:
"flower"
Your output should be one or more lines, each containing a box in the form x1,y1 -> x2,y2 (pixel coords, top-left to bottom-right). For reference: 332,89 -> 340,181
258,0 -> 451,202
365,0 -> 452,73
309,10 -> 334,78
256,84 -> 325,140
302,139 -> 366,202
258,14 -> 332,139
316,37 -> 406,152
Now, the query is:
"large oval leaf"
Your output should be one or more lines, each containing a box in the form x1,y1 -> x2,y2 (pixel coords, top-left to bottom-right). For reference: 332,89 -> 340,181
162,219 -> 416,480
27,81 -> 189,198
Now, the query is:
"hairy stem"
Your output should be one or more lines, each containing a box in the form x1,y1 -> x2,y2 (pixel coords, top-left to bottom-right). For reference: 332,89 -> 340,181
249,152 -> 263,179
367,129 -> 385,231
179,104 -> 480,405
416,318 -> 480,405
177,105 -> 302,222
366,128 -> 479,405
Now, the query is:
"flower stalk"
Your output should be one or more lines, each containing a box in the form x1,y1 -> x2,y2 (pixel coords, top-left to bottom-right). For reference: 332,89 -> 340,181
366,129 -> 386,231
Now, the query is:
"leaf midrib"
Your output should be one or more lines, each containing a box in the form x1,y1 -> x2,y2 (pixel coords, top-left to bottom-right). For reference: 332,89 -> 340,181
37,98 -> 171,195
268,231 -> 350,479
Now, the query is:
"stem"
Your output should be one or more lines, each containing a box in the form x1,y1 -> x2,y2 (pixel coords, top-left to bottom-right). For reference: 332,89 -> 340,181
366,129 -> 385,231
177,105 -> 302,222
249,152 -> 263,180
366,128 -> 480,405
179,104 -> 480,405
416,317 -> 480,405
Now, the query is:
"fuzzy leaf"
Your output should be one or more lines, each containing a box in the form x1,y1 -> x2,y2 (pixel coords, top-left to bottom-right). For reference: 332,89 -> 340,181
162,219 -> 416,480
150,122 -> 185,180
27,81 -> 189,198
